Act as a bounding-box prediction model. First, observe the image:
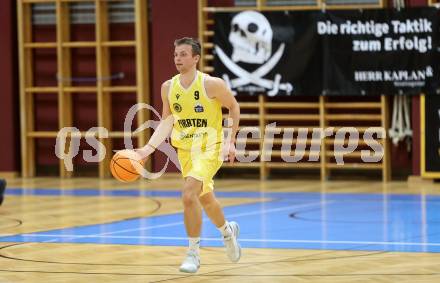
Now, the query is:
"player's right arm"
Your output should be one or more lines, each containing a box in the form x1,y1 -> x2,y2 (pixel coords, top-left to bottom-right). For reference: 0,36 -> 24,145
138,80 -> 174,160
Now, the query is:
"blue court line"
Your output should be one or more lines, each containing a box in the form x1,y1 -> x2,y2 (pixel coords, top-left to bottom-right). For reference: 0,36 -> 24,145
2,188 -> 440,253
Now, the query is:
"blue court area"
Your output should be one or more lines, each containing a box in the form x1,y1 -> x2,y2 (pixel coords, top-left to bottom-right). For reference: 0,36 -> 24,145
1,188 -> 440,253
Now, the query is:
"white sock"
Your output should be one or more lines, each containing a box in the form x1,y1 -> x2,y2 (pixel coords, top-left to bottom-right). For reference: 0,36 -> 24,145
218,221 -> 232,237
189,237 -> 200,254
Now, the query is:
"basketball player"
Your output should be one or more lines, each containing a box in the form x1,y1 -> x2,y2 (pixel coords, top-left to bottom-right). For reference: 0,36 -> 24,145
137,37 -> 241,273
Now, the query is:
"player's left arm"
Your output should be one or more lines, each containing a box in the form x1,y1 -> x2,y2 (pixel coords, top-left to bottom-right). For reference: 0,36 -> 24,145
205,76 -> 240,163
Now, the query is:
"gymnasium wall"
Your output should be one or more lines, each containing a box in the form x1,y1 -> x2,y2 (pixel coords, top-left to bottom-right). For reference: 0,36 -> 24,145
30,23 -> 138,174
0,0 -> 427,177
0,0 -> 19,173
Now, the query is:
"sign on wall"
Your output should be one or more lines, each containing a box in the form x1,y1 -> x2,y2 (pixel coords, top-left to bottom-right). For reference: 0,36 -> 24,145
421,95 -> 440,178
213,8 -> 440,96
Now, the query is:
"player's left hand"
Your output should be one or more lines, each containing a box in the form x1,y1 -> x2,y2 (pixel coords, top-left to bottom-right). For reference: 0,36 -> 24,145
224,141 -> 236,164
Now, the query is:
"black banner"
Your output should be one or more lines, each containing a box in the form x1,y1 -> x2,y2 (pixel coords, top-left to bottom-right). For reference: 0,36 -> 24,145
213,8 -> 440,96
422,95 -> 440,176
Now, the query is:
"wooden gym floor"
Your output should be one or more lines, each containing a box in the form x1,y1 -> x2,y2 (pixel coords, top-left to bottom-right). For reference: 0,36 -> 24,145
0,177 -> 439,282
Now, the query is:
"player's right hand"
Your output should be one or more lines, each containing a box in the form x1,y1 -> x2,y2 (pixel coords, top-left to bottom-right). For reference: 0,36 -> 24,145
134,147 -> 153,162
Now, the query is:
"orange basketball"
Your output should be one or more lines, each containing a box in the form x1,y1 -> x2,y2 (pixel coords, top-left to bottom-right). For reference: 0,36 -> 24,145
110,149 -> 145,182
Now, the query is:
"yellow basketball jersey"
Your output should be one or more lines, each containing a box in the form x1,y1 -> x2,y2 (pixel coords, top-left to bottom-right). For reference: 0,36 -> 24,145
168,71 -> 223,151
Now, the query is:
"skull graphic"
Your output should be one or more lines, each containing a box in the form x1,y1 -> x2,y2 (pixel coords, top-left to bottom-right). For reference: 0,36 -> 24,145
229,11 -> 273,64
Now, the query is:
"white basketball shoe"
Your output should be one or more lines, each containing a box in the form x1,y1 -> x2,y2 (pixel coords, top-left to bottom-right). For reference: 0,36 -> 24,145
223,221 -> 242,262
179,250 -> 200,273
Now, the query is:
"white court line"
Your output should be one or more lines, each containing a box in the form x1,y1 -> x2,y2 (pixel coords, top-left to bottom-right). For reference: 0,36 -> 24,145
12,234 -> 440,247
0,196 -> 423,239
83,201 -> 332,238
0,201 -> 329,240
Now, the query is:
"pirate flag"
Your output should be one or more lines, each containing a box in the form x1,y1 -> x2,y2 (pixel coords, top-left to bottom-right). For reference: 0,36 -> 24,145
213,11 -> 322,97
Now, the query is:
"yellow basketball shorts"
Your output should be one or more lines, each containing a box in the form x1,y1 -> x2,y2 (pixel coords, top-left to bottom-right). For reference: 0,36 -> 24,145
177,148 -> 223,196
